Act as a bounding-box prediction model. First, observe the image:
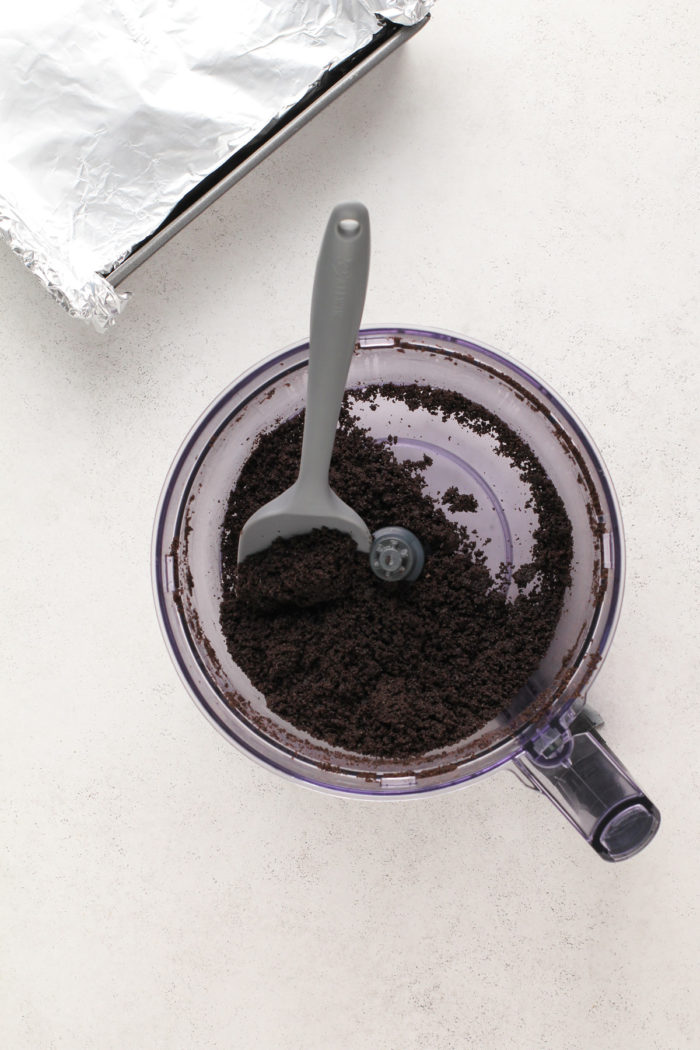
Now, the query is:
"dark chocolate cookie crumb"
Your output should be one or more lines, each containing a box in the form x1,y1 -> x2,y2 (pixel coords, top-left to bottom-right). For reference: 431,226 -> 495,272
235,528 -> 360,612
442,486 -> 479,513
219,384 -> 572,759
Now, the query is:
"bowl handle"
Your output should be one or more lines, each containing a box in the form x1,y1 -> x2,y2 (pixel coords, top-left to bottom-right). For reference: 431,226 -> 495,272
510,703 -> 660,862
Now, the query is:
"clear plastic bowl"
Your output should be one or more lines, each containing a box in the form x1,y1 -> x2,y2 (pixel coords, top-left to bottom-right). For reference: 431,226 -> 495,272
152,327 -> 659,861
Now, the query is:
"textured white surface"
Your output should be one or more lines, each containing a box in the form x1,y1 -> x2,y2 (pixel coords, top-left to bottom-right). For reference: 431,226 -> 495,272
1,3 -> 699,1048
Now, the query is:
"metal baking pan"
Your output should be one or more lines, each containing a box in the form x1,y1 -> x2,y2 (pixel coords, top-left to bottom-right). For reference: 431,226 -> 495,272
108,17 -> 428,289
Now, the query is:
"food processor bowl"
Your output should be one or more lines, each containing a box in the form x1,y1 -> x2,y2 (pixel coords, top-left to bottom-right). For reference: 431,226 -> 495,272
152,327 -> 660,861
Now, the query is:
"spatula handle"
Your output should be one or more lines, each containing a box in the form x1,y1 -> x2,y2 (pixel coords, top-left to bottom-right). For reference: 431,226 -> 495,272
298,202 -> 370,493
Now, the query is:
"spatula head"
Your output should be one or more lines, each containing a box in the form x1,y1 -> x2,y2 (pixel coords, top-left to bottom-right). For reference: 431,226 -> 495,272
237,480 -> 371,562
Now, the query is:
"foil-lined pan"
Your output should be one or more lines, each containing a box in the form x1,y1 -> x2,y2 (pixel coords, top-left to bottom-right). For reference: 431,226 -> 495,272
0,1 -> 431,328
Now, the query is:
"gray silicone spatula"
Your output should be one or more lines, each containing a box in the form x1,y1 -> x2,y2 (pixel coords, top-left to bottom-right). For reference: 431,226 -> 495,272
237,202 -> 372,563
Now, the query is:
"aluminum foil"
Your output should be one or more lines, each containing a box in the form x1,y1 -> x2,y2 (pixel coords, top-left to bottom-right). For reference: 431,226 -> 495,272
0,1 -> 431,329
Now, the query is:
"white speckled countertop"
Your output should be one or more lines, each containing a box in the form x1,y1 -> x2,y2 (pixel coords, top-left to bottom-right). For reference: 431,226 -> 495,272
2,3 -> 699,1047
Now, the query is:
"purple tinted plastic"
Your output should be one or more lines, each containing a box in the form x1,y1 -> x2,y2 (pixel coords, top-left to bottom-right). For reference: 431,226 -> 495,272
152,326 -> 625,796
